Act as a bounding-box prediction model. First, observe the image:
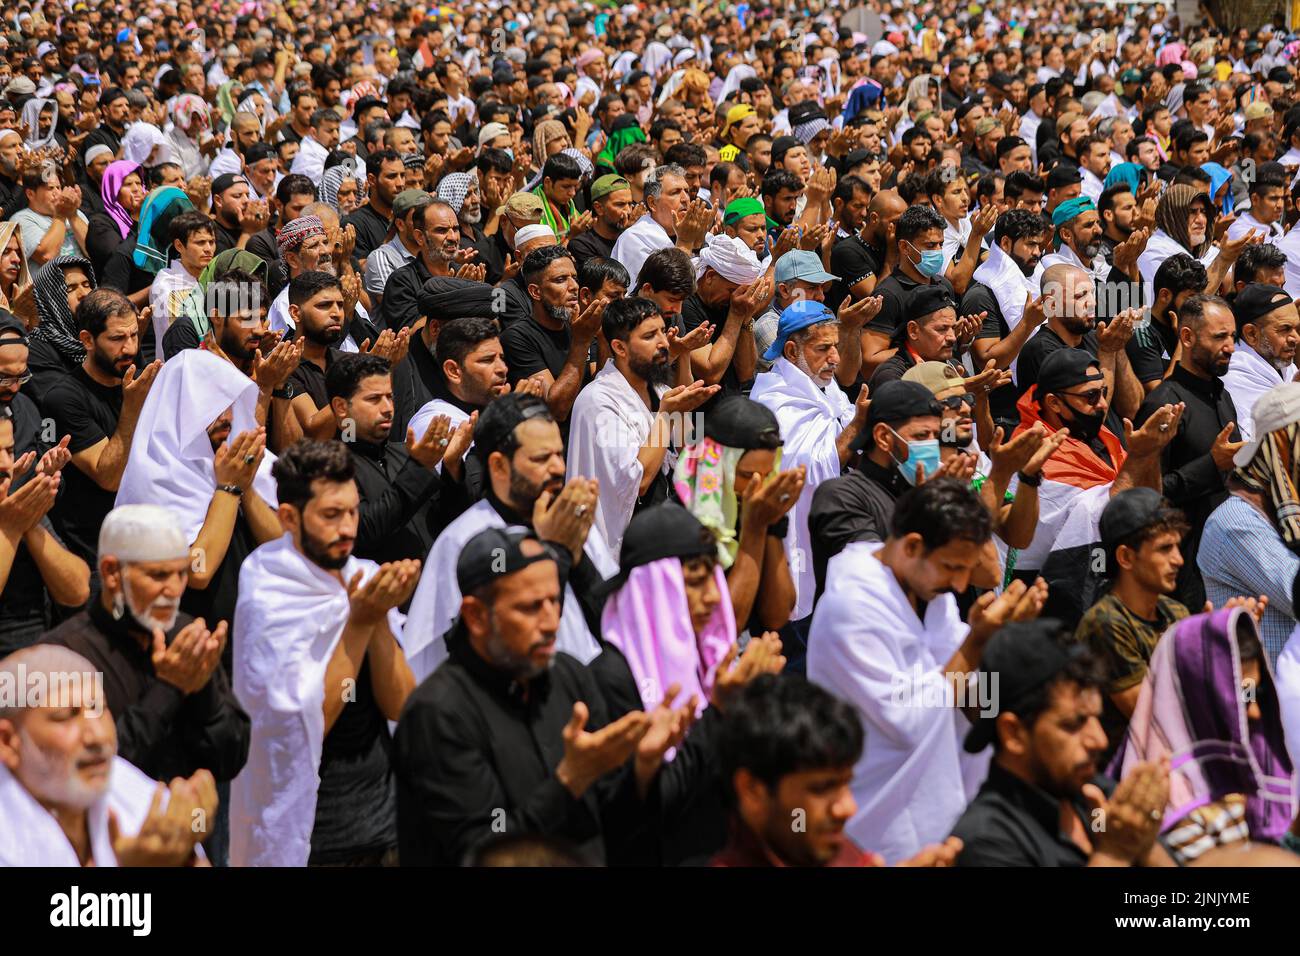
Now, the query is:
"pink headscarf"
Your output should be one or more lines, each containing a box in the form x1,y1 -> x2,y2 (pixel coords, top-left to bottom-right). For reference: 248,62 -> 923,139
1156,43 -> 1188,68
101,160 -> 141,239
600,557 -> 736,717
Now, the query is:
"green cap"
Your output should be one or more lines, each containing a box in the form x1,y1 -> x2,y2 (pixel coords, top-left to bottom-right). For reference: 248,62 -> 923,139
590,174 -> 631,201
723,196 -> 765,224
392,189 -> 432,217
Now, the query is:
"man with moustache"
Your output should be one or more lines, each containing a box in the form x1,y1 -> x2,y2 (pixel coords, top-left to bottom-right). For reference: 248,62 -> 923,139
41,289 -> 161,565
1224,285 -> 1300,442
0,643 -> 218,867
1133,294 -> 1242,610
41,504 -> 249,785
567,297 -> 718,557
326,353 -> 469,565
380,198 -> 477,332
268,215 -> 375,352
283,271 -> 355,440
408,315 -> 511,442
567,175 -> 634,263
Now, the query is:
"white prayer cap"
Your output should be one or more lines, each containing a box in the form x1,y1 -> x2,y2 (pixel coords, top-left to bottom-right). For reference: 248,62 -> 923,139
84,144 -> 113,165
696,233 -> 763,286
872,40 -> 899,57
513,223 -> 555,251
98,505 -> 190,564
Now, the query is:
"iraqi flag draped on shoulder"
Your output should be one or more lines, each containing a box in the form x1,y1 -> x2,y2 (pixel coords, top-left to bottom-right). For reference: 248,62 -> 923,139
1012,387 -> 1127,628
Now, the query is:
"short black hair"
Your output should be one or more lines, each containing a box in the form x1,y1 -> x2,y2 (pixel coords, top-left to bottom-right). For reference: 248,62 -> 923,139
271,439 -> 356,511
889,477 -> 993,550
1004,170 -> 1044,200
636,247 -> 696,296
473,392 -> 554,463
168,210 -> 215,249
276,173 -> 318,205
1106,504 -> 1190,579
1250,170 -> 1288,196
715,674 -> 864,803
288,270 -> 343,308
542,152 -> 583,184
602,295 -> 660,344
761,168 -> 803,199
521,244 -> 574,288
1153,252 -> 1208,300
664,142 -> 706,169
325,352 -> 391,402
1097,182 -> 1133,220
577,256 -> 629,295
76,288 -> 134,338
894,204 -> 947,244
366,147 -> 403,180
436,316 -> 501,367
1236,242 -> 1288,284
833,174 -> 872,205
476,147 -> 514,176
146,162 -> 182,188
993,207 -> 1049,246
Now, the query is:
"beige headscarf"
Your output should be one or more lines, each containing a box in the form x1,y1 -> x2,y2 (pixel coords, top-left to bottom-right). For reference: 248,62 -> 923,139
0,220 -> 31,313
532,119 -> 570,167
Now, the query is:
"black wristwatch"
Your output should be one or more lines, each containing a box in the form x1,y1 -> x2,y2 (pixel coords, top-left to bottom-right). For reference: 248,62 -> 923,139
1016,471 -> 1042,487
271,382 -> 296,400
768,516 -> 790,540
216,483 -> 244,497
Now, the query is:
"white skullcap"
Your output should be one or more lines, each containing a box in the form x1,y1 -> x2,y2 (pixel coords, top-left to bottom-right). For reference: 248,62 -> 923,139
84,144 -> 113,165
872,40 -> 899,57
513,223 -> 555,251
478,122 -> 510,147
98,504 -> 189,564
696,232 -> 764,286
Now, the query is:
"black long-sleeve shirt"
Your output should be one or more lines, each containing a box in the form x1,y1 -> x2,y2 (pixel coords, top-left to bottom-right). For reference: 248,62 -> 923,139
41,601 -> 251,783
808,457 -> 908,599
393,620 -> 646,865
1134,364 -> 1239,610
348,438 -> 441,564
376,255 -> 433,331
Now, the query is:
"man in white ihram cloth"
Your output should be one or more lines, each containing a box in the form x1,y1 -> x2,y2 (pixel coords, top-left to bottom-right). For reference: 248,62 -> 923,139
403,393 -> 617,685
230,439 -> 420,867
0,643 -> 215,866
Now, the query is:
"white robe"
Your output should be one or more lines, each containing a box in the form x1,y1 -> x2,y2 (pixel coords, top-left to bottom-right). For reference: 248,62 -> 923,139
290,134 -> 329,185
1227,210 -> 1284,243
402,499 -> 616,686
228,535 -> 403,867
1279,225 -> 1300,300
807,541 -> 987,864
566,361 -> 671,559
1080,167 -> 1104,203
115,349 -> 278,544
750,357 -> 853,620
1223,342 -> 1297,443
612,214 -> 673,291
1138,229 -> 1218,308
0,756 -> 185,866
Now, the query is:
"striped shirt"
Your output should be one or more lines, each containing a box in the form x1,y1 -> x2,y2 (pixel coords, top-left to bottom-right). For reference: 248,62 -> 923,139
1198,494 -> 1299,665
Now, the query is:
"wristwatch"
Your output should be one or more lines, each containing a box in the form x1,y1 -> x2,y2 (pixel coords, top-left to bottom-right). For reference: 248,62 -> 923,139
216,483 -> 244,497
1016,471 -> 1042,487
768,516 -> 789,540
271,382 -> 296,400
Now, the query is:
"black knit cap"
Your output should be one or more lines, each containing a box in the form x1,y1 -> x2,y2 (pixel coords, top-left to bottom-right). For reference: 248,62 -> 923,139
599,502 -> 716,597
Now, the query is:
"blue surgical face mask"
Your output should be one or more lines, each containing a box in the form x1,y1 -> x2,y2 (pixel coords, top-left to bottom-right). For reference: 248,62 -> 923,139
906,240 -> 945,279
890,428 -> 941,485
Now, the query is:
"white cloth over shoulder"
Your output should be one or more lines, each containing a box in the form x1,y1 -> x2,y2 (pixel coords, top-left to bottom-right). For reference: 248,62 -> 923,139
750,357 -> 853,620
566,361 -> 671,558
973,243 -> 1037,377
612,214 -> 673,290
402,498 -> 616,685
229,535 -> 402,867
1137,229 -> 1218,308
808,541 -> 986,864
0,756 -> 177,866
115,349 -> 277,544
1223,342 -> 1297,443
290,135 -> 329,184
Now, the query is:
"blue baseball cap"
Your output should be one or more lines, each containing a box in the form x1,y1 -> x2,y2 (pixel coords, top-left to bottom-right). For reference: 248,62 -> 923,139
774,249 -> 836,285
762,299 -> 836,363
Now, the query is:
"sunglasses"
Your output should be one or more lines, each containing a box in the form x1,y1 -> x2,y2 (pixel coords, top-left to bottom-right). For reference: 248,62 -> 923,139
1059,384 -> 1109,407
938,392 -> 975,411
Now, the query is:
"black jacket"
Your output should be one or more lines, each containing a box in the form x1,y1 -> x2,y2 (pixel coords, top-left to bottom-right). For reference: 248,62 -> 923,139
808,457 -> 908,599
1135,364 -> 1239,609
378,255 -> 433,331
41,601 -> 251,783
348,438 -> 444,564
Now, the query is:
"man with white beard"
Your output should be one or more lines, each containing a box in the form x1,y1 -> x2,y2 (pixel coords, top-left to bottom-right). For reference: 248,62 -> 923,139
750,300 -> 872,662
40,504 -> 249,785
1224,284 -> 1300,441
0,643 -> 218,866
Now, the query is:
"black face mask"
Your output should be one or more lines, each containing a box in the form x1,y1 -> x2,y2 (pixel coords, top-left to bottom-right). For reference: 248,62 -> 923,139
1060,401 -> 1106,442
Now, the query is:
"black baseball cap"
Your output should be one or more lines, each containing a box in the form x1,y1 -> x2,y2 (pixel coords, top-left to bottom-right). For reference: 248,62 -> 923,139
211,172 -> 244,197
1232,283 -> 1293,333
1036,348 -> 1102,399
1099,487 -> 1169,552
456,527 -> 560,595
599,502 -> 717,596
1045,163 -> 1083,190
911,284 -> 957,320
963,619 -> 1083,752
855,380 -> 943,449
0,311 -> 27,344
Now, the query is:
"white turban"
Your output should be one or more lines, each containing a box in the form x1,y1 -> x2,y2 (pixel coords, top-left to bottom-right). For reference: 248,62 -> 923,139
98,505 -> 189,564
696,232 -> 763,286
514,223 -> 555,251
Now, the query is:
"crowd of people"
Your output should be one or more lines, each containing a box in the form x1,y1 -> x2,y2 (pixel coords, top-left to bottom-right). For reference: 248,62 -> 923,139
6,0 -> 1300,869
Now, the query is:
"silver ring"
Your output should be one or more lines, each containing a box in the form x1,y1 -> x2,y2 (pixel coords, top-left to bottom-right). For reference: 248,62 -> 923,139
779,493 -> 791,502
1159,424 -> 1169,432
437,438 -> 448,447
575,504 -> 588,517
244,455 -> 255,464
1149,809 -> 1161,821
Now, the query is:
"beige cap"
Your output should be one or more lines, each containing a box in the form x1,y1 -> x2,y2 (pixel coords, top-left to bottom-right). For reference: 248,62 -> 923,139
902,360 -> 968,396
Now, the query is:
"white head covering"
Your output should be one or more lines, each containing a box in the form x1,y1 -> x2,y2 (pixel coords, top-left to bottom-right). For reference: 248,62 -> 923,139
98,504 -> 190,563
20,97 -> 58,150
696,232 -> 764,285
718,64 -> 758,104
114,349 -> 277,544
513,222 -> 555,250
84,143 -> 114,165
121,122 -> 172,166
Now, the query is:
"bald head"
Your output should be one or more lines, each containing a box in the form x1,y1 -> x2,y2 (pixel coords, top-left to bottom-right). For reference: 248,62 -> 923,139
869,189 -> 908,219
1041,263 -> 1096,331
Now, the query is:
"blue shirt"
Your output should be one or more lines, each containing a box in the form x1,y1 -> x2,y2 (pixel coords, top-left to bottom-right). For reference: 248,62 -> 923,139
1198,494 -> 1299,665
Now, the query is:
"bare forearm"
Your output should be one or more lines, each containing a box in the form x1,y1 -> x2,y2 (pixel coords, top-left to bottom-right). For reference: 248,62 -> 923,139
755,535 -> 797,629
971,322 -> 1035,369
1113,352 -> 1143,421
860,328 -> 895,378
31,219 -> 67,265
945,237 -> 983,296
367,619 -> 415,721
998,484 -> 1039,549
21,525 -> 89,606
836,323 -> 864,386
546,340 -> 594,422
692,314 -> 746,385
836,416 -> 867,466
323,617 -> 374,733
243,489 -> 284,544
636,413 -> 672,496
726,520 -> 765,627
187,491 -> 241,589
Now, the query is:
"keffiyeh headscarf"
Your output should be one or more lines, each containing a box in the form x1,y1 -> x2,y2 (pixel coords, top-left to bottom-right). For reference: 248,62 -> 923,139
1156,183 -> 1216,258
436,172 -> 475,215
30,255 -> 95,364
100,160 -> 141,239
1234,414 -> 1300,552
276,215 -> 326,256
132,187 -> 195,274
320,160 -> 364,212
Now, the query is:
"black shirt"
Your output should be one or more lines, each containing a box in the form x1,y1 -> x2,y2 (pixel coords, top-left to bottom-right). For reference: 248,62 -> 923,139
1016,325 -> 1127,445
1126,317 -> 1180,387
868,272 -> 956,342
376,255 -> 433,331
566,227 -> 618,264
807,457 -> 908,599
867,345 -> 919,390
390,330 -> 445,439
344,203 -> 391,262
348,438 -> 442,564
826,232 -> 880,315
25,336 -> 80,410
966,280 -> 1021,431
85,214 -> 130,278
953,762 -> 1117,867
211,218 -> 242,257
501,313 -> 575,386
41,601 -> 251,783
681,293 -> 745,396
41,366 -> 123,563
287,348 -> 344,411
179,512 -> 256,674
1134,365 -> 1238,610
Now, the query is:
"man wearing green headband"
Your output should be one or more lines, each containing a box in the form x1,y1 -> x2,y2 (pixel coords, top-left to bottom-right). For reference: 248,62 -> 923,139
723,197 -> 767,258
1039,196 -> 1109,285
567,174 -> 633,262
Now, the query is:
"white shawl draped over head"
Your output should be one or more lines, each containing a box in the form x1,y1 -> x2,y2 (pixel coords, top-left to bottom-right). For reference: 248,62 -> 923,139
403,498 -> 616,686
1223,342 -> 1298,443
115,349 -> 277,545
121,122 -> 173,168
228,536 -> 400,867
749,357 -> 853,619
